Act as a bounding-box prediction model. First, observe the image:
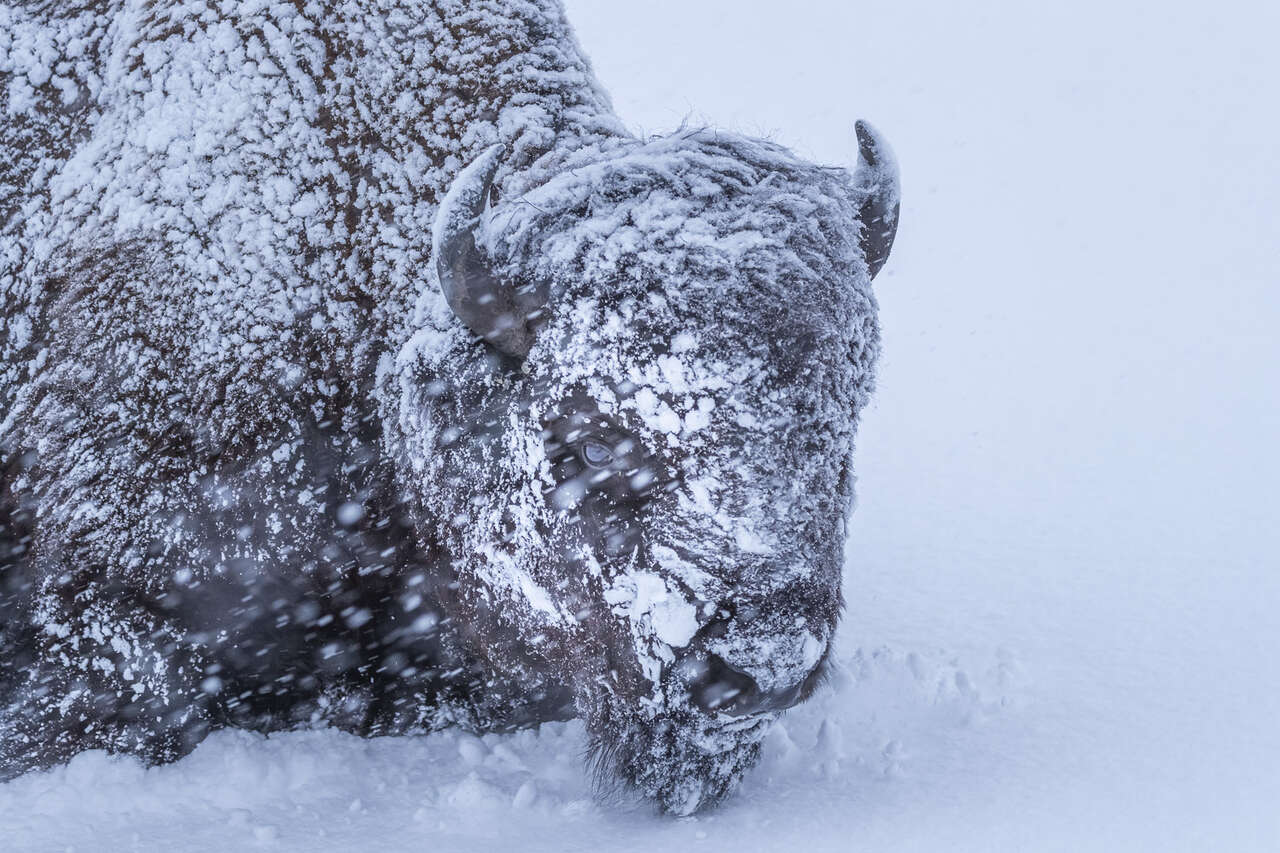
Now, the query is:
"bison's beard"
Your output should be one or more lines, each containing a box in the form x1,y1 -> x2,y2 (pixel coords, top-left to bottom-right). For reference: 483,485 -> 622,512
584,699 -> 774,815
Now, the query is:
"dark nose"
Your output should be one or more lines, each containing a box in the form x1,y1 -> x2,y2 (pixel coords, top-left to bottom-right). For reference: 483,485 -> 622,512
679,653 -> 816,717
686,654 -> 761,715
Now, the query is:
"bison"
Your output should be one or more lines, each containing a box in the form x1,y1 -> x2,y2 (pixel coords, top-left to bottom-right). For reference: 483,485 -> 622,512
0,0 -> 898,814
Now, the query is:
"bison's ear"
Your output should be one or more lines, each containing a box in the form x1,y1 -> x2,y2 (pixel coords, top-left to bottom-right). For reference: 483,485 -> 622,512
433,145 -> 547,358
852,120 -> 900,280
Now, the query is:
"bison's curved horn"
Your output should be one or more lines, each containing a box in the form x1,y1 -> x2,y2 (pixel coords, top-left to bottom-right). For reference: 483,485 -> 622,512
433,145 -> 541,357
852,120 -> 900,280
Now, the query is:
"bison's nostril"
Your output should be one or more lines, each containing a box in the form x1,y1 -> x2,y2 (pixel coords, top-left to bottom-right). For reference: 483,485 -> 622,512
686,654 -> 760,716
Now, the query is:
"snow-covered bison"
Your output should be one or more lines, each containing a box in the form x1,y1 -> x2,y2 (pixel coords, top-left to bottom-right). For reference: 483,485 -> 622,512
0,0 -> 898,813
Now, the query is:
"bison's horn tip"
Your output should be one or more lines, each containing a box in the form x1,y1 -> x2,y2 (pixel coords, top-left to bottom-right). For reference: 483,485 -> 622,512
853,120 -> 889,170
850,120 -> 900,280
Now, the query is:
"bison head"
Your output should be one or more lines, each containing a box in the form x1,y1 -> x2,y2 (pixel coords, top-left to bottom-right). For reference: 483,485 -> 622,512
391,124 -> 897,814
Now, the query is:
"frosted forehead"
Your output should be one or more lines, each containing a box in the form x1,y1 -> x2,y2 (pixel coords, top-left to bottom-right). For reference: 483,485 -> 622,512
490,131 -> 865,299
489,131 -> 869,419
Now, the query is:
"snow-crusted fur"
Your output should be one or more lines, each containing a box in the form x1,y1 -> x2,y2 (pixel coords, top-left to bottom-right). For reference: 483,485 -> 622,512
0,0 -> 891,814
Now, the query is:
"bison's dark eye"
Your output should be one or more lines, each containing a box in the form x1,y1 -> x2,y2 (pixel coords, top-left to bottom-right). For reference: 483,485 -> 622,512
581,441 -> 614,468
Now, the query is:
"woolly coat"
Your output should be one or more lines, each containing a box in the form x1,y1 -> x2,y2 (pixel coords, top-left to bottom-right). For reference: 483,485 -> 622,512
0,0 -> 888,814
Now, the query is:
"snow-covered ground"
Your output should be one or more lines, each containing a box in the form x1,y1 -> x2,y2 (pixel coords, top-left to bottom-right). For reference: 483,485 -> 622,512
4,1 -> 1278,850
